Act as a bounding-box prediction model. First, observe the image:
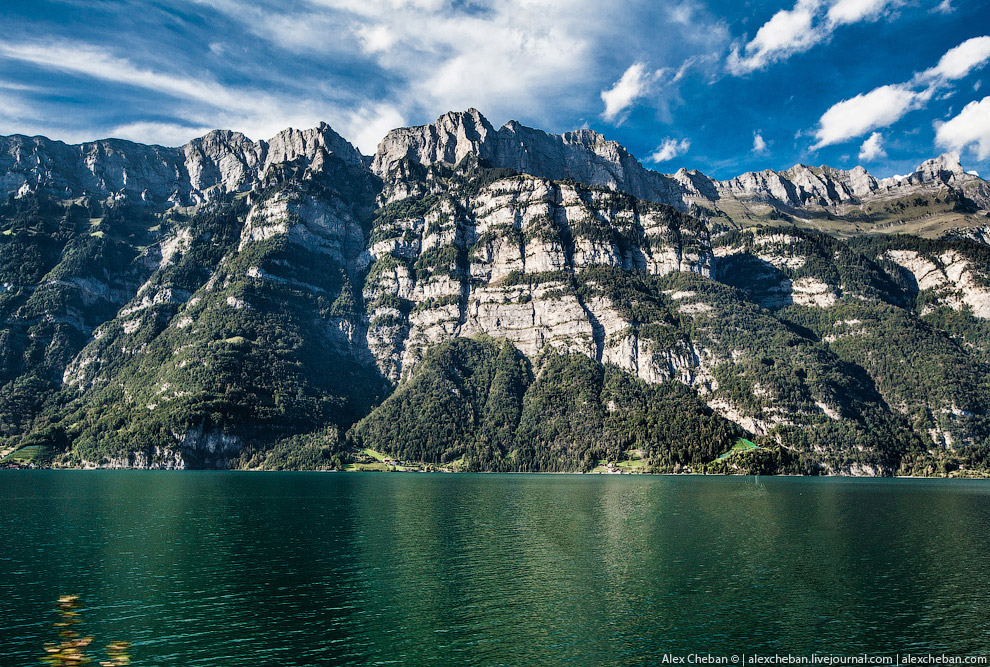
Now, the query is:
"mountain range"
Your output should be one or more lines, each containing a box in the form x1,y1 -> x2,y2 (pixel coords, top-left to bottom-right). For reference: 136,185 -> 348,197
2,109 -> 989,475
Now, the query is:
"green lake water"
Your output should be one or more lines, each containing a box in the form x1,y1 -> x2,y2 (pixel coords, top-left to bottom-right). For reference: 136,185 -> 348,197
1,472 -> 989,666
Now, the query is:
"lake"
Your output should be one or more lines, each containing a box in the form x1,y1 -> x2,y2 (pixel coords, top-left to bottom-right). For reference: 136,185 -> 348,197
1,472 -> 989,666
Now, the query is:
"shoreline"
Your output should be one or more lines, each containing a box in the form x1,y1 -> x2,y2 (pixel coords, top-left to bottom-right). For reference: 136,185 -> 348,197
2,465 -> 987,480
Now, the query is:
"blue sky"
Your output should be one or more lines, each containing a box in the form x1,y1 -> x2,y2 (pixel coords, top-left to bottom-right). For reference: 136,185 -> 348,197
0,0 -> 988,179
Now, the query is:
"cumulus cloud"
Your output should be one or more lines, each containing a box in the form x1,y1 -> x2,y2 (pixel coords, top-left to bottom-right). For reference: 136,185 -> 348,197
827,0 -> 894,25
921,36 -> 990,81
649,137 -> 691,163
935,96 -> 990,160
727,0 -> 820,74
601,63 -> 654,123
813,85 -> 919,148
752,131 -> 768,154
727,0 -> 898,74
812,35 -> 990,148
858,132 -> 886,161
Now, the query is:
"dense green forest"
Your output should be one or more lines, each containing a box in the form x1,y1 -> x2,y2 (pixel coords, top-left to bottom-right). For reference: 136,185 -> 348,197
350,336 -> 751,472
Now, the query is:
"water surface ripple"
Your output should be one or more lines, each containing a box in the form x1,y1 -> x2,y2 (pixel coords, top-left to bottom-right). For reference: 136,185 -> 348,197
1,472 -> 988,666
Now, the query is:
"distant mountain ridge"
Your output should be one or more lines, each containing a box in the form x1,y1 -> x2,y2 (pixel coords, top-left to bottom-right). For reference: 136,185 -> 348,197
0,123 -> 363,206
371,109 -> 990,237
3,108 -> 988,236
2,109 -> 990,476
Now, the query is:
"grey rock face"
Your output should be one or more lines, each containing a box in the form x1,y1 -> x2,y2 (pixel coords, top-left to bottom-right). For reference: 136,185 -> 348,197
3,108 -> 988,225
371,109 -> 685,205
1,123 -> 364,206
371,109 -> 990,221
362,171 -> 713,382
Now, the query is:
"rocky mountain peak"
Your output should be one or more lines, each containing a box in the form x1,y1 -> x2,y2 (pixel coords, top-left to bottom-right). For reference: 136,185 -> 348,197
371,108 -> 497,176
2,110 -> 988,231
370,108 -> 687,206
911,152 -> 966,182
264,122 -> 365,168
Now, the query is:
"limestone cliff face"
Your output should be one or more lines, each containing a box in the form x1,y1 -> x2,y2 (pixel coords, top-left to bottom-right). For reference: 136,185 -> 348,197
711,153 -> 990,214
362,165 -> 713,382
372,109 -> 685,206
3,108 -> 988,228
371,110 -> 990,230
877,246 -> 990,318
0,123 -> 364,206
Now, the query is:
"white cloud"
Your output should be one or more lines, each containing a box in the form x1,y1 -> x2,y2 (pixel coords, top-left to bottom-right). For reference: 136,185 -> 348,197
858,132 -> 886,161
811,35 -> 990,148
727,0 -> 820,74
935,96 -> 990,160
0,79 -> 39,93
108,122 -> 215,146
0,37 -> 369,148
0,93 -> 32,122
185,0 -> 356,57
0,40 -> 257,113
933,0 -> 954,14
649,137 -> 690,163
668,2 -> 696,25
346,104 -> 406,154
0,90 -> 92,142
187,0 -> 729,140
406,3 -> 596,124
727,0 -> 899,74
0,1 -> 733,153
601,63 -> 652,123
752,131 -> 768,154
922,36 -> 990,81
813,85 -> 918,148
827,0 -> 894,25
356,24 -> 396,53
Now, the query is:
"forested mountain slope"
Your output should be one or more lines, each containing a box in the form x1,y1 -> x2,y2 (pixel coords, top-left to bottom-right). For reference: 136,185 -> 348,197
2,110 -> 989,475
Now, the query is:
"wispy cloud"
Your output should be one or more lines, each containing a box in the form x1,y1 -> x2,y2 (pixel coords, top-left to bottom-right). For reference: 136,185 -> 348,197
601,63 -> 654,123
0,40 -> 254,111
0,37 -> 393,150
932,0 -> 954,14
186,0 -> 600,128
727,0 -> 899,74
180,0 -> 730,142
109,121 -> 216,146
811,35 -> 990,149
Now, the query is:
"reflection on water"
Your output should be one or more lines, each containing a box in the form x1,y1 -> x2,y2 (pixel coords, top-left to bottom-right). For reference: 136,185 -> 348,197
1,472 -> 989,666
